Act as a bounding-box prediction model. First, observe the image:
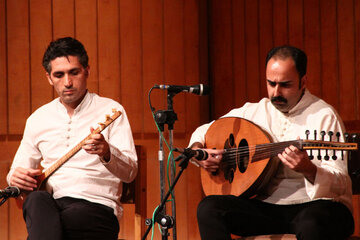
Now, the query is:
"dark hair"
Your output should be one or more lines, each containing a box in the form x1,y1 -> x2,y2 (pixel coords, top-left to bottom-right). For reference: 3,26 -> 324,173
42,37 -> 89,73
265,45 -> 307,79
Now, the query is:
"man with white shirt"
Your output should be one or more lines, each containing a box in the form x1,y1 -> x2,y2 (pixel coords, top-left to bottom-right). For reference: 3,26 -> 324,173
190,45 -> 354,240
7,37 -> 137,240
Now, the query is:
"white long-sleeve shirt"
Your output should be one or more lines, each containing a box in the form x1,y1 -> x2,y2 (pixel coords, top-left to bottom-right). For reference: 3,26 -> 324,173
189,89 -> 353,212
7,91 -> 138,219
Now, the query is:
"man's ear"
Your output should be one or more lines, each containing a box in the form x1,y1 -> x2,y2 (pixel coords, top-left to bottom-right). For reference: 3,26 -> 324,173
85,65 -> 90,77
300,75 -> 307,89
46,72 -> 54,86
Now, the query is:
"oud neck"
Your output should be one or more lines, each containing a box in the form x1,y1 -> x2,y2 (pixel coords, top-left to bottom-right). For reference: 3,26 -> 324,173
252,140 -> 302,161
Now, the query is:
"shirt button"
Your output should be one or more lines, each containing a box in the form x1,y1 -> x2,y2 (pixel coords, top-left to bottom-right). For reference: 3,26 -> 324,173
68,128 -> 71,131
67,136 -> 70,139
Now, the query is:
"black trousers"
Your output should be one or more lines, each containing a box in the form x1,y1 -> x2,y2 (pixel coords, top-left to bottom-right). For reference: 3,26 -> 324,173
22,191 -> 119,240
197,195 -> 354,240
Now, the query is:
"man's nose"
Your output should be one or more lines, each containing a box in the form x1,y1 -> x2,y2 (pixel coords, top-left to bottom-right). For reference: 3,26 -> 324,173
273,85 -> 281,97
64,74 -> 73,87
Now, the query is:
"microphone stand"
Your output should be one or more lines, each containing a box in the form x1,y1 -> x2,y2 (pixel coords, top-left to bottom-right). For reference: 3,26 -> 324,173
142,153 -> 193,240
152,91 -> 178,240
0,195 -> 10,207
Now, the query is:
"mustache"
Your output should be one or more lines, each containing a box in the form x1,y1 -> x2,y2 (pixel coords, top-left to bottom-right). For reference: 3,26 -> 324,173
271,96 -> 287,104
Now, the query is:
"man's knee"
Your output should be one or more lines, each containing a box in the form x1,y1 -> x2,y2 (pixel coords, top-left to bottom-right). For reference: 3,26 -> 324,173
197,195 -> 222,221
23,191 -> 53,210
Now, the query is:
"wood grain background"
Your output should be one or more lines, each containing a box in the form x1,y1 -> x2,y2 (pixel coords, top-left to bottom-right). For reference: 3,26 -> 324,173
1,0 -> 360,239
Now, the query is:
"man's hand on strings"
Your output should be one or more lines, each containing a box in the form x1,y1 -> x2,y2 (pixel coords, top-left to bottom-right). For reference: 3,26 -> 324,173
196,149 -> 224,173
9,167 -> 41,191
83,127 -> 111,159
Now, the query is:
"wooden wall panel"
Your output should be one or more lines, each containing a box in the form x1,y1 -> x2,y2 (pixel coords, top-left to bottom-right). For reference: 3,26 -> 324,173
4,0 -> 360,239
320,0 -> 338,110
75,0 -> 99,94
304,0 -> 321,96
53,0 -> 75,38
232,0 -> 247,107
119,0 -> 143,133
29,0 -> 53,112
0,0 -> 6,135
245,0 -> 260,102
338,0 -> 356,121
288,0 -> 304,49
142,0 -> 165,134
1,0 -> 207,239
273,0 -> 288,45
210,0 -> 360,127
209,0 -> 234,119
258,0 -> 273,98
164,0 -> 186,133
0,162 -> 9,240
98,0 -> 121,102
184,0 -> 208,133
7,0 -> 30,135
356,0 -> 360,121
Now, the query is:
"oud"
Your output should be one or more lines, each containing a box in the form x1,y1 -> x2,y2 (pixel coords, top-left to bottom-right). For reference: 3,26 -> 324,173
201,117 -> 358,197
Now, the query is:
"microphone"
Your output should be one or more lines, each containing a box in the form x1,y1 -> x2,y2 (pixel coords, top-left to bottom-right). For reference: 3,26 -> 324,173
154,84 -> 210,96
0,186 -> 20,198
174,148 -> 209,161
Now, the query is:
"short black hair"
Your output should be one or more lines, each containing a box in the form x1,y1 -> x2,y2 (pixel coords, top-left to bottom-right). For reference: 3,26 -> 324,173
265,45 -> 307,79
42,37 -> 89,73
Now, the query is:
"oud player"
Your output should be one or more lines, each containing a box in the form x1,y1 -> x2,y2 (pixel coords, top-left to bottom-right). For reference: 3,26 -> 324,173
189,45 -> 354,240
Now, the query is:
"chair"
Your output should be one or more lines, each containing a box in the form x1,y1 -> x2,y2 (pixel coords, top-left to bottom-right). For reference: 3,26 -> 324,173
118,145 -> 147,240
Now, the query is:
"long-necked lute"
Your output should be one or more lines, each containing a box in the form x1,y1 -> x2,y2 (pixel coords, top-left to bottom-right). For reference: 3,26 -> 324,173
16,109 -> 122,208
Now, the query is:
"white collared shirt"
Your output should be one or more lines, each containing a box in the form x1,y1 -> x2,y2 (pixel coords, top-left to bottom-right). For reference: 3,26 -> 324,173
7,91 -> 138,219
189,89 -> 353,212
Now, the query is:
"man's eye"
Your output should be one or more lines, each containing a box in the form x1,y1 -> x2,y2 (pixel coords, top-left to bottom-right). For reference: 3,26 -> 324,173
268,82 -> 276,87
53,73 -> 64,78
70,70 -> 80,75
280,83 -> 291,88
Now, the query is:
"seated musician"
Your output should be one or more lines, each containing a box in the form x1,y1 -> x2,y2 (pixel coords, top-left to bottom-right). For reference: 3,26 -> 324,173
189,45 -> 354,240
6,37 -> 138,240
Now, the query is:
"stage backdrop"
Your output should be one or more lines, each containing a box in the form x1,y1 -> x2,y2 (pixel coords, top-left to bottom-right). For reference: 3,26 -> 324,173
1,0 -> 360,239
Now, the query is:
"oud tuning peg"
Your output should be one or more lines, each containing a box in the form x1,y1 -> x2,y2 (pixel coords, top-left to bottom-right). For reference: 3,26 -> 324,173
317,131 -> 326,160
342,132 -> 347,160
305,130 -> 314,160
106,114 -> 112,121
328,131 -> 337,160
320,130 -> 326,140
328,131 -> 333,140
320,131 -> 329,160
336,132 -> 341,142
112,108 -> 117,113
352,134 -> 357,142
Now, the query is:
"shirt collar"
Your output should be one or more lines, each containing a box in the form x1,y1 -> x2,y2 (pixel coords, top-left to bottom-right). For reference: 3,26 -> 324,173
279,89 -> 313,116
56,90 -> 91,115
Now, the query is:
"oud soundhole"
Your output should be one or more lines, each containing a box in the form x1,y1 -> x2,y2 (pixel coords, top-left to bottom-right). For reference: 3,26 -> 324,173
220,133 -> 236,183
238,139 -> 249,173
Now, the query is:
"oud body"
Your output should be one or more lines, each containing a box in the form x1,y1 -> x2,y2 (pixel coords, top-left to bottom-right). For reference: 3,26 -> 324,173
201,117 -> 358,198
